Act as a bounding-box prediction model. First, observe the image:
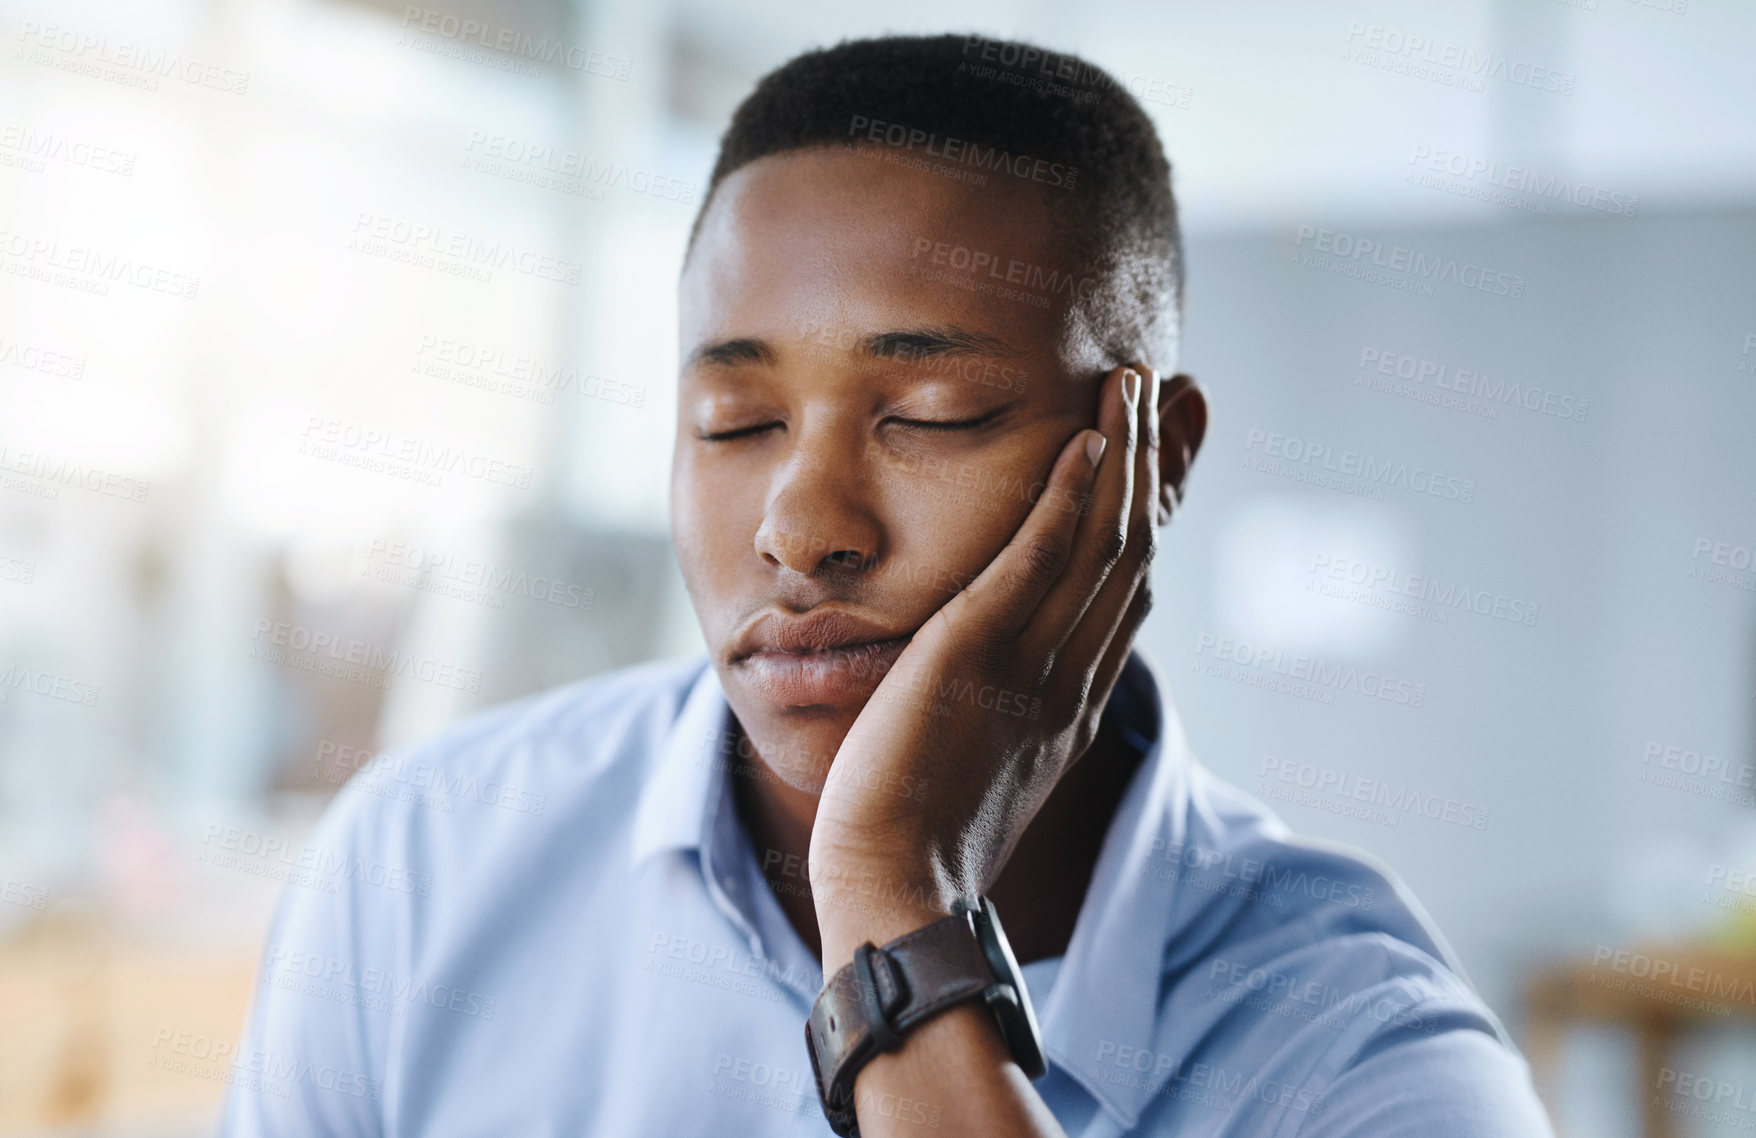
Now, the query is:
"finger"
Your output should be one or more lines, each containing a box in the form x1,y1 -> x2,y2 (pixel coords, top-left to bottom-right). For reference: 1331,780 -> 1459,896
1074,572 -> 1153,760
1015,365 -> 1140,661
931,423 -> 1107,648
1051,362 -> 1162,686
940,365 -> 1134,645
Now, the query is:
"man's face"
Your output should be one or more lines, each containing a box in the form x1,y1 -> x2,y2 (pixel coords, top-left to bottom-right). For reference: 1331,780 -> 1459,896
673,147 -> 1109,792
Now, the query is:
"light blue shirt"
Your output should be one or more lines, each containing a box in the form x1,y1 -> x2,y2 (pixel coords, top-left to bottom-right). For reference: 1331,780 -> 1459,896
221,651 -> 1554,1136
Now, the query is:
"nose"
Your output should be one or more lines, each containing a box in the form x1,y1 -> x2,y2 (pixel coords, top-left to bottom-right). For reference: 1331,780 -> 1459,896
753,429 -> 882,577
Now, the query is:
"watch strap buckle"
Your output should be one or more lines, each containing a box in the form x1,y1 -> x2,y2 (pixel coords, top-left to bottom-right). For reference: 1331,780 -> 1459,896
853,941 -> 910,1054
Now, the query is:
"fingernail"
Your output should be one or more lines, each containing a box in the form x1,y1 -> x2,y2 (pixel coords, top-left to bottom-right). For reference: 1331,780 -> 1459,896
1084,431 -> 1107,468
1122,369 -> 1141,407
1147,372 -> 1162,446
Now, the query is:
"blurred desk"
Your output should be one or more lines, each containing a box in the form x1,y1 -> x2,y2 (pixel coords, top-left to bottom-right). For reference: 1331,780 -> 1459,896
1526,944 -> 1756,1138
0,917 -> 260,1137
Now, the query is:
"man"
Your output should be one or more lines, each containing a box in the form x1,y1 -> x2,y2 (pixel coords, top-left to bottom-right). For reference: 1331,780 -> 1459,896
224,34 -> 1554,1137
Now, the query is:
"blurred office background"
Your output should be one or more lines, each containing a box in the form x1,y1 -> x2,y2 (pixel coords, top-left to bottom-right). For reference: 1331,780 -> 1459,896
1,0 -> 1753,1134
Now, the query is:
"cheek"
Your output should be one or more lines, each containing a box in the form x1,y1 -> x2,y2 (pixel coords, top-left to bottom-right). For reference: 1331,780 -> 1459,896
875,448 -> 1043,597
671,454 -> 749,602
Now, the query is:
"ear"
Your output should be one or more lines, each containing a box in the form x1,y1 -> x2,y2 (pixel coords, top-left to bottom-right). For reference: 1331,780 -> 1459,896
1154,373 -> 1207,526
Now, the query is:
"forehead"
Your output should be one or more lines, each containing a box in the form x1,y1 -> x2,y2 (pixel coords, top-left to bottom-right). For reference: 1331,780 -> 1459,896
679,148 -> 1074,356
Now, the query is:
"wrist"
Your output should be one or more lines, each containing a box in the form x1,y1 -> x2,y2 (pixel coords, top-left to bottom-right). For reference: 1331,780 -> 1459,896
814,899 -> 955,969
804,894 -> 1050,1136
811,864 -> 955,969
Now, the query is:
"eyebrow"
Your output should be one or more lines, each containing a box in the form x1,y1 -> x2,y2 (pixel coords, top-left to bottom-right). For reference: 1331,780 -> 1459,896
684,325 -> 1011,371
862,326 -> 1012,361
686,337 -> 776,369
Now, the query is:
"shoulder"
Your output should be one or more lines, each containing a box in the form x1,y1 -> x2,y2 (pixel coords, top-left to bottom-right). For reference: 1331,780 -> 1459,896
245,654 -> 714,1025
315,653 -> 710,839
284,653 -> 714,929
224,656 -> 715,1132
1290,1025 -> 1554,1138
1135,760 -> 1548,1133
384,651 -> 710,778
1171,759 -> 1490,1018
1156,761 -> 1453,972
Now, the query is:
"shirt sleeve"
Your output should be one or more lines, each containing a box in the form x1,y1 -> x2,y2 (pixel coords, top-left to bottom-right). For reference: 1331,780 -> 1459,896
1293,1021 -> 1556,1138
219,790 -> 392,1137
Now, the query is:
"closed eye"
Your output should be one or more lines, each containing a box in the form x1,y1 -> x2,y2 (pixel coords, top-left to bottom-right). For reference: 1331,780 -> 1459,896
698,405 -> 1014,441
888,407 -> 1011,432
696,422 -> 781,442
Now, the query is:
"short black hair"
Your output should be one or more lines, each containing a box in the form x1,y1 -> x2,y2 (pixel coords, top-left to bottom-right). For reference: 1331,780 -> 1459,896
691,34 -> 1184,368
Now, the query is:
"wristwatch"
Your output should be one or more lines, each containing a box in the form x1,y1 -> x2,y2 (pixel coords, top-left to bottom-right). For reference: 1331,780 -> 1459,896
804,896 -> 1046,1137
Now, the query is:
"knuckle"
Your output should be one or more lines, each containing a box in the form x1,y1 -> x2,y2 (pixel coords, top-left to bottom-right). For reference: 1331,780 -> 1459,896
1131,523 -> 1160,567
1022,536 -> 1070,580
1092,524 -> 1127,569
1132,580 -> 1156,626
1069,720 -> 1101,764
971,638 -> 1014,675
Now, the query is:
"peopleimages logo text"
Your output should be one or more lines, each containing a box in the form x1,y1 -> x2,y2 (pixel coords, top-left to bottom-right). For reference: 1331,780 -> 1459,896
17,22 -> 251,94
1409,147 -> 1638,217
910,238 -> 1100,303
349,213 -> 583,284
1195,634 -> 1427,708
1244,430 -> 1476,503
1342,23 -> 1576,94
1357,348 -> 1589,423
0,228 -> 202,299
1294,226 -> 1524,298
399,7 -> 630,78
847,114 -> 1077,189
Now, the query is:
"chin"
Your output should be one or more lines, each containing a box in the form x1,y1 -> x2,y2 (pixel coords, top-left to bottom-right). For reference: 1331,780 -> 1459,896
722,694 -> 853,796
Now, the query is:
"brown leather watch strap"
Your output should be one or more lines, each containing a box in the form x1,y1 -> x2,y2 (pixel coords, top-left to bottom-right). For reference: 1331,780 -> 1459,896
805,912 -> 996,1136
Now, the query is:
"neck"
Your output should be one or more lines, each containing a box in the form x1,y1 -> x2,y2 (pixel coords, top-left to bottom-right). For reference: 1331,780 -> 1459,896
732,715 -> 1145,964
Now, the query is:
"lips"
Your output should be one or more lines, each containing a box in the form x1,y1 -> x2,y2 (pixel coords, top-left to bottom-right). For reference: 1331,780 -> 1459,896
729,608 -> 914,709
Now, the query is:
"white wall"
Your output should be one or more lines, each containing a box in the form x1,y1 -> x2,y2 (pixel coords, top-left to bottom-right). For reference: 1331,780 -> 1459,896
1146,206 -> 1756,1133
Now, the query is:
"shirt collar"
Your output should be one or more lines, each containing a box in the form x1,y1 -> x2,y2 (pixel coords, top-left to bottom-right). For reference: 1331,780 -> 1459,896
630,658 -> 790,972
1033,649 -> 1195,1130
630,658 -> 732,867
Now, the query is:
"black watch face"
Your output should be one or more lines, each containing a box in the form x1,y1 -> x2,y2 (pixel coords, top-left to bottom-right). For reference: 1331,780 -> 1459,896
978,899 -> 1047,1080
